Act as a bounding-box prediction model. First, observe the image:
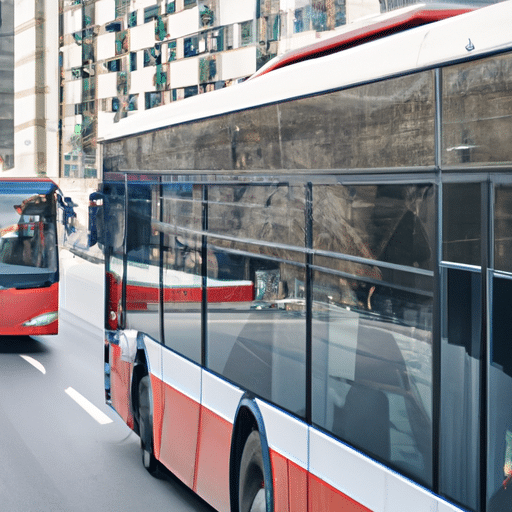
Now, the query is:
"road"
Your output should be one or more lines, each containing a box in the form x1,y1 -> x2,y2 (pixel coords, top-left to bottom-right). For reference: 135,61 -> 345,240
0,252 -> 214,512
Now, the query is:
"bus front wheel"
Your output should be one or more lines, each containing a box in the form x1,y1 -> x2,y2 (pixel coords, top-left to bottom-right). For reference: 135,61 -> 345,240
239,430 -> 267,512
138,375 -> 158,476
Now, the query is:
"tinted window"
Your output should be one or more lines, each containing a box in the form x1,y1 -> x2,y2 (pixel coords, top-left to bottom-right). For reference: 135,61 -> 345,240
495,184 -> 512,272
443,182 -> 481,265
125,181 -> 161,342
161,181 -> 202,363
439,267 -> 481,510
207,243 -> 306,417
206,183 -> 306,415
313,183 -> 435,271
208,183 -> 305,248
488,276 -> 512,511
0,188 -> 58,288
443,52 -> 512,166
102,71 -> 435,172
312,266 -> 433,485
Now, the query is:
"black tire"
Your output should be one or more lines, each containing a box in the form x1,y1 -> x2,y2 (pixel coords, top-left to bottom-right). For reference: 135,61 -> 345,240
138,375 -> 159,476
238,430 -> 267,512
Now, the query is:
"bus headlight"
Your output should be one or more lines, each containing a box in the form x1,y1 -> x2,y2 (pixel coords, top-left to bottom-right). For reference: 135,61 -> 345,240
23,312 -> 58,327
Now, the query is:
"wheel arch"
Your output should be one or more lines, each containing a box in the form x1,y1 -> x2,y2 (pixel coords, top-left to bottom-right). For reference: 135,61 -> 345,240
229,394 -> 274,512
130,333 -> 152,436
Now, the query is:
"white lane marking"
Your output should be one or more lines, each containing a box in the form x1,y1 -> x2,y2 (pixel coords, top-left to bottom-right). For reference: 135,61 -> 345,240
65,387 -> 113,425
20,355 -> 46,374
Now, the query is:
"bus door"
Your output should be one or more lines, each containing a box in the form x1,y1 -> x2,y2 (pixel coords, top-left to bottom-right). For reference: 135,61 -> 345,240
488,178 -> 512,512
439,177 -> 512,512
439,180 -> 484,512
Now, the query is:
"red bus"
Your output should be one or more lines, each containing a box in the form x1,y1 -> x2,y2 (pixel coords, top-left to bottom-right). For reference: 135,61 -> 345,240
94,3 -> 512,512
0,178 -> 75,335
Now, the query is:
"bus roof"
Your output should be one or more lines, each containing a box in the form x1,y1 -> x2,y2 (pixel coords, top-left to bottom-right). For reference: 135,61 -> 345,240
249,3 -> 474,80
101,0 -> 512,144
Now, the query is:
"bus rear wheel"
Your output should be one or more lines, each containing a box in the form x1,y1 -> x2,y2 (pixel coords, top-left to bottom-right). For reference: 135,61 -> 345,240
138,375 -> 158,476
239,430 -> 267,512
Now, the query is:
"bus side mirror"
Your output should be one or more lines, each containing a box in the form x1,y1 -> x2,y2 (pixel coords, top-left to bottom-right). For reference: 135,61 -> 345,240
88,192 -> 104,247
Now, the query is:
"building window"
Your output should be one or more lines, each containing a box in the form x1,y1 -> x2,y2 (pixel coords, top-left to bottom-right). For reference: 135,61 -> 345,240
184,0 -> 197,9
166,1 -> 175,14
184,36 -> 198,57
240,21 -> 253,46
112,97 -> 121,112
184,85 -> 198,98
199,56 -> 216,83
155,65 -> 168,90
144,5 -> 159,23
144,46 -> 162,67
128,94 -> 138,111
167,40 -> 177,62
199,2 -> 215,27
130,52 -> 137,71
107,59 -> 121,72
115,30 -> 128,55
145,91 -> 162,109
294,8 -> 305,33
128,11 -> 137,28
83,3 -> 94,28
115,0 -> 130,17
155,15 -> 167,41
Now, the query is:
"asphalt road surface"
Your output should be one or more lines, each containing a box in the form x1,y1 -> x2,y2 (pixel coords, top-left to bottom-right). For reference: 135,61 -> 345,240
0,309 -> 214,512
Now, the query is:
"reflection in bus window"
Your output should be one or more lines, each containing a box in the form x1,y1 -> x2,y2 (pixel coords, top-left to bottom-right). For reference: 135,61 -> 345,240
313,183 -> 434,271
489,276 -> 512,511
312,269 -> 433,485
207,244 -> 307,418
0,193 -> 57,272
161,182 -> 202,363
124,181 -> 161,342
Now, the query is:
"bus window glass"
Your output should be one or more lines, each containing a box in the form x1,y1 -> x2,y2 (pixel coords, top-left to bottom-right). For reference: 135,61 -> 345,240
443,53 -> 512,166
0,192 -> 57,273
102,72 -> 435,173
489,276 -> 512,511
208,183 -> 305,248
439,266 -> 481,511
313,184 -> 435,271
125,181 -> 161,343
103,180 -> 126,329
207,239 -> 307,418
312,266 -> 433,486
278,71 -> 435,170
443,182 -> 481,265
495,184 -> 512,273
161,181 -> 202,363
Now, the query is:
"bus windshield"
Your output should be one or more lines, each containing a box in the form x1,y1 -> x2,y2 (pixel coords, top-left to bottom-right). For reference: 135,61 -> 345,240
0,184 -> 58,289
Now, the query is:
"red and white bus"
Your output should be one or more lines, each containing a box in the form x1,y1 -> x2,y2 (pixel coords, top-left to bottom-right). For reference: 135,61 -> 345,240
94,2 -> 512,511
0,178 -> 75,335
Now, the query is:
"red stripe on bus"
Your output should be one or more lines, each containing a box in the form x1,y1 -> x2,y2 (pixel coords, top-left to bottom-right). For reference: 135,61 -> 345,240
270,449 -> 308,511
194,406 -> 233,512
150,373 -> 164,460
308,471 -> 373,512
158,380 -> 200,489
270,449 -> 290,512
109,344 -> 134,429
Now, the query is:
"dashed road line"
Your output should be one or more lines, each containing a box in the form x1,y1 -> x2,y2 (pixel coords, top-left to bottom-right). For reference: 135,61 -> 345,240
65,387 -> 113,425
19,355 -> 46,374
